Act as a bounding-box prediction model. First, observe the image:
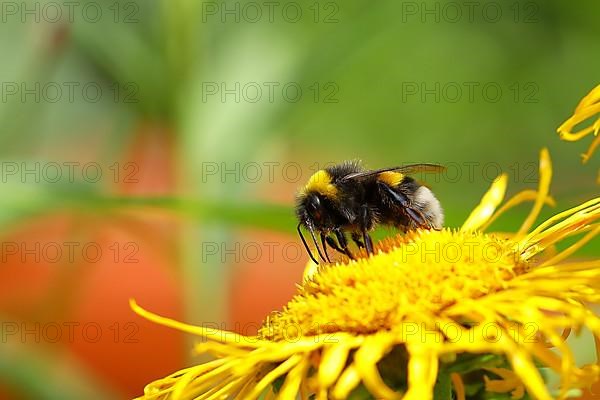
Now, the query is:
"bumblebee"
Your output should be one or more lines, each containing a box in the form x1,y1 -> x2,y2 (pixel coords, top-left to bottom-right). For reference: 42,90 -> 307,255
296,161 -> 445,264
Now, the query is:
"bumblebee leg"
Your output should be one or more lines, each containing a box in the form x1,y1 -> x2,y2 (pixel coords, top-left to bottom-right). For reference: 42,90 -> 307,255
362,230 -> 374,255
334,229 -> 355,260
357,205 -> 374,255
297,223 -> 320,264
412,208 -> 432,229
377,182 -> 429,229
308,227 -> 328,263
325,236 -> 345,256
320,232 -> 332,263
351,232 -> 364,248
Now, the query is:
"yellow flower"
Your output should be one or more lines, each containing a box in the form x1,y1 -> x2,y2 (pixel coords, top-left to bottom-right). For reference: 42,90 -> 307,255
131,148 -> 600,400
557,84 -> 600,183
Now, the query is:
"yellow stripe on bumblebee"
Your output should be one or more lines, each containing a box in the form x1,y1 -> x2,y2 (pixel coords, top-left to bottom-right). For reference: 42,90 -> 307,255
302,170 -> 338,198
378,171 -> 404,187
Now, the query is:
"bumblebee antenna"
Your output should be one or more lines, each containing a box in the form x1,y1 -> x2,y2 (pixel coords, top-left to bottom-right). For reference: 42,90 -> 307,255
297,223 -> 326,264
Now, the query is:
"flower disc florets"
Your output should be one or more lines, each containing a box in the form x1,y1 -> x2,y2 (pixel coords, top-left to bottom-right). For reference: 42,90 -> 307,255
261,229 -> 528,340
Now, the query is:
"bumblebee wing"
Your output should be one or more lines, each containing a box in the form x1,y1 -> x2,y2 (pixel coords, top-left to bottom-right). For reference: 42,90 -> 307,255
340,163 -> 445,181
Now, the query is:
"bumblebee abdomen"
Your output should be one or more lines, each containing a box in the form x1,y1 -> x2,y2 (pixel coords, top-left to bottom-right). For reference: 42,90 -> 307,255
413,186 -> 444,229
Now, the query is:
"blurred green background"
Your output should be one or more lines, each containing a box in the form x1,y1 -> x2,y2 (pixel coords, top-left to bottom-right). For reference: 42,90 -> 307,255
0,0 -> 599,399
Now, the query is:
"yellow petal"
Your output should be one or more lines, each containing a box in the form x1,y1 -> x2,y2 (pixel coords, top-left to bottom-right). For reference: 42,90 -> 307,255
246,354 -> 302,400
462,174 -> 508,232
277,357 -> 309,400
582,129 -> 600,163
318,343 -> 352,390
199,377 -> 246,400
130,299 -> 266,347
403,342 -> 439,400
354,335 -> 400,399
516,148 -> 552,236
541,224 -> 600,266
557,84 -> 600,141
508,349 -> 552,400
519,197 -> 600,259
480,189 -> 555,232
331,365 -> 361,399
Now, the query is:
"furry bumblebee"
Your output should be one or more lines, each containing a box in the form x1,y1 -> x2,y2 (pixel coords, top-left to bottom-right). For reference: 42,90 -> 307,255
296,161 -> 445,263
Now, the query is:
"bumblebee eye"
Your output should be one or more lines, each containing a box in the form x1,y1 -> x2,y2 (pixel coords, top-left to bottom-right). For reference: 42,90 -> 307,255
306,195 -> 322,219
307,195 -> 321,211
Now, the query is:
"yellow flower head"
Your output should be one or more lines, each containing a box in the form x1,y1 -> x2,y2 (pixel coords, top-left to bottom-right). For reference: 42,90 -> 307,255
131,149 -> 600,400
261,229 -> 527,341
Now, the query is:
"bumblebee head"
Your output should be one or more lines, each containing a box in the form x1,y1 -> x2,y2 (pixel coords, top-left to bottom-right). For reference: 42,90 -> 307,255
294,190 -> 330,264
296,170 -> 339,228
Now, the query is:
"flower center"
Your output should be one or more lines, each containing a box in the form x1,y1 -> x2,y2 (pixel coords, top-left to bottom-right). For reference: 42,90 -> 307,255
260,229 -> 528,340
